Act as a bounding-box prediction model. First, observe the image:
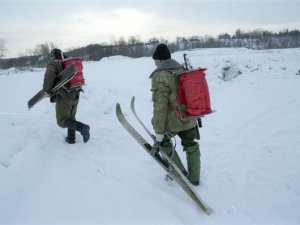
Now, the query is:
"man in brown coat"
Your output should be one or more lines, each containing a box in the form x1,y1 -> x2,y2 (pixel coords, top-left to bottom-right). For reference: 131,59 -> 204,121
43,48 -> 90,144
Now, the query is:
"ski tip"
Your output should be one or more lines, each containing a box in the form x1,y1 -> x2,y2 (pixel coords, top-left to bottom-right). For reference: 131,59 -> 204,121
116,103 -> 124,115
131,96 -> 135,105
116,103 -> 120,111
115,103 -> 122,119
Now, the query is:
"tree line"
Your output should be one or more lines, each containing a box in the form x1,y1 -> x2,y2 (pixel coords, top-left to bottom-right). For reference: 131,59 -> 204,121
0,29 -> 299,70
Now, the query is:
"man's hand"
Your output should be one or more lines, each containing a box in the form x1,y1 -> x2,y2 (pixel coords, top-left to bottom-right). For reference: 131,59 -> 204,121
155,133 -> 164,142
44,92 -> 51,97
151,134 -> 164,156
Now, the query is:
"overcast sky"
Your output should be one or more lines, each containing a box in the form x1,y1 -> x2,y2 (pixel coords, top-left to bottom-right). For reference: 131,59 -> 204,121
1,0 -> 300,58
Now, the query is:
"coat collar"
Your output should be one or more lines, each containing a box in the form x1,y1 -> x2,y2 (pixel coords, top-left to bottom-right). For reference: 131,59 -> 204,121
149,59 -> 183,78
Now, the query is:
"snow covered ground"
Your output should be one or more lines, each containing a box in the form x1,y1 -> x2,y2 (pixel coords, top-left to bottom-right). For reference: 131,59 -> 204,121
0,48 -> 299,225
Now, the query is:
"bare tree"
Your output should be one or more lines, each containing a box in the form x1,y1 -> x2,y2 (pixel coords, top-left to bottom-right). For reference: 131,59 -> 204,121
0,39 -> 7,58
32,42 -> 56,55
117,36 -> 126,46
128,35 -> 141,45
26,48 -> 35,56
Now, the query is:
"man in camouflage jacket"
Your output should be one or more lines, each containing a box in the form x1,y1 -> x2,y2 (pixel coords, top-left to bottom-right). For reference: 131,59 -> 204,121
43,49 -> 90,144
150,44 -> 201,186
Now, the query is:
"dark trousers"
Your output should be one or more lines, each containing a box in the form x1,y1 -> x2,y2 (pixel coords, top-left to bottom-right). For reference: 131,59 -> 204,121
163,127 -> 201,182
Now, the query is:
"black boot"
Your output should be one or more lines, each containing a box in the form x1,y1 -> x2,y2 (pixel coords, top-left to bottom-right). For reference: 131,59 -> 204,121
190,181 -> 200,186
65,128 -> 76,144
80,123 -> 90,143
64,119 -> 90,143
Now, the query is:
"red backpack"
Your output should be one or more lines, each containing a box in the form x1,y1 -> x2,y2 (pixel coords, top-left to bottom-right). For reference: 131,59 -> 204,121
61,57 -> 85,89
170,54 -> 212,121
176,68 -> 212,117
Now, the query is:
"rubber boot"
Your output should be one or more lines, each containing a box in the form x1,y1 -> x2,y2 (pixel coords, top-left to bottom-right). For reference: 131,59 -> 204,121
65,128 -> 76,144
64,119 -> 90,143
162,140 -> 188,175
185,143 -> 201,186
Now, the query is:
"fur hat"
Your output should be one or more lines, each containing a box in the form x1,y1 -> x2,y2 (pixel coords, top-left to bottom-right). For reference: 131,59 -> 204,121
152,44 -> 171,60
50,48 -> 64,59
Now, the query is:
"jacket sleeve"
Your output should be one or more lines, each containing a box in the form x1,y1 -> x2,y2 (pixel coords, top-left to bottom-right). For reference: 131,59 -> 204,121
151,71 -> 171,134
43,62 -> 58,93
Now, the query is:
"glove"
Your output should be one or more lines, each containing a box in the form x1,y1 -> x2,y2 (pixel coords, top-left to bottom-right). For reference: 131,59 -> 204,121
151,134 -> 164,156
155,134 -> 164,142
44,92 -> 51,97
50,95 -> 56,103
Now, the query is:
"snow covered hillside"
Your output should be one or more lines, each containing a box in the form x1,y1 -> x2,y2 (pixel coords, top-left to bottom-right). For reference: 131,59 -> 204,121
0,48 -> 299,225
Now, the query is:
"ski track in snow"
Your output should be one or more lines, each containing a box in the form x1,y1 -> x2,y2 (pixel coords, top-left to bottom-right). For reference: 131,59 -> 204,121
0,48 -> 300,225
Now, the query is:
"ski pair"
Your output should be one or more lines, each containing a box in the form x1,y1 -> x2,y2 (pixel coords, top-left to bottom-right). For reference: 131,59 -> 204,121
27,63 -> 76,109
116,96 -> 212,215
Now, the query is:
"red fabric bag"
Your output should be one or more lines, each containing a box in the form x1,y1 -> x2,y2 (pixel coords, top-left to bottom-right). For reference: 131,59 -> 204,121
177,68 -> 212,116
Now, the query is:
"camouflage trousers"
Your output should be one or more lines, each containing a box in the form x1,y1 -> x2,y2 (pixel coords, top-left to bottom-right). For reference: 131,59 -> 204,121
55,94 -> 79,128
162,127 -> 201,183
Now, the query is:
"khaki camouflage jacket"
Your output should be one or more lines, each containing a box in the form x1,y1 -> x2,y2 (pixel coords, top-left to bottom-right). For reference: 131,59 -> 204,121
150,59 -> 197,134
